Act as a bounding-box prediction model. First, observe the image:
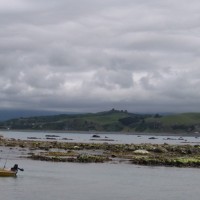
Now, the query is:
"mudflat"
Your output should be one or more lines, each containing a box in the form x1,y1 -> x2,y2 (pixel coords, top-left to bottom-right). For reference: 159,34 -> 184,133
1,136 -> 200,168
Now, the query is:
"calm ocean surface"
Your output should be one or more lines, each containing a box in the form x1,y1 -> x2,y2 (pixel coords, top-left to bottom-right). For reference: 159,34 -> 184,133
0,160 -> 200,200
0,130 -> 200,200
1,130 -> 200,144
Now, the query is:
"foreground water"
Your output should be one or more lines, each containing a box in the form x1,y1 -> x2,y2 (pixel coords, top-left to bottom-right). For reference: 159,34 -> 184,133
1,131 -> 200,199
0,159 -> 200,200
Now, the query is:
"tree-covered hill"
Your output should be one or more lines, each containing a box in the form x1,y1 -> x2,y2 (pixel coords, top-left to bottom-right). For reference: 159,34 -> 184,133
0,109 -> 200,134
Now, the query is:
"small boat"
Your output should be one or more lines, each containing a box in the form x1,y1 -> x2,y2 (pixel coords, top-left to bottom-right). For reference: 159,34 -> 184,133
0,164 -> 24,177
0,168 -> 17,177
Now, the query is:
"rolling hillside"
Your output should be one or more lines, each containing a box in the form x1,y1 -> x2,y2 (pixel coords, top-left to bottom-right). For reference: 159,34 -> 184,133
0,109 -> 200,134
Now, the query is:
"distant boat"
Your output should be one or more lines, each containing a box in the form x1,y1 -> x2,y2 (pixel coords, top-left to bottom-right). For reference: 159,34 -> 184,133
0,164 -> 24,177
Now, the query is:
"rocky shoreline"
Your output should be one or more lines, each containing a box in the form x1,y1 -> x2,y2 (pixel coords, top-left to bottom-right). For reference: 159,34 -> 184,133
0,136 -> 200,168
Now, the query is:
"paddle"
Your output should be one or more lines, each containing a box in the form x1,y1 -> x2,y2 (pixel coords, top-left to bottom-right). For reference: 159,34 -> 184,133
18,167 -> 24,172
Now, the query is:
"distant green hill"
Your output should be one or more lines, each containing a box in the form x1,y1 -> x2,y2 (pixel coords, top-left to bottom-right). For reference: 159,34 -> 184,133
0,109 -> 200,134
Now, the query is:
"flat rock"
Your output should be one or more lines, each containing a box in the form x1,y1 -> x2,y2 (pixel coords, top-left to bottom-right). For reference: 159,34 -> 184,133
133,150 -> 149,155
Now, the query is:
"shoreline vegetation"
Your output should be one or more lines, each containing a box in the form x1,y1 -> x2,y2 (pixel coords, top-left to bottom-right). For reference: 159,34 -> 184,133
1,109 -> 200,134
1,136 -> 200,168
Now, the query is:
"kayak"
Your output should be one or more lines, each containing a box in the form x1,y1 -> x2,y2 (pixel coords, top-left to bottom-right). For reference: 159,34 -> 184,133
0,168 -> 17,177
0,164 -> 24,177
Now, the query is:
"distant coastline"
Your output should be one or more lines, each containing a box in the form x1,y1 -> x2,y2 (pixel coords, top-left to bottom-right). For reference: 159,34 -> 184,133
1,109 -> 200,135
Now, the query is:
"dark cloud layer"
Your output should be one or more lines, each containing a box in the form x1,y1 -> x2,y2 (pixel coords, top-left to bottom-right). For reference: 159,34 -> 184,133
0,0 -> 200,113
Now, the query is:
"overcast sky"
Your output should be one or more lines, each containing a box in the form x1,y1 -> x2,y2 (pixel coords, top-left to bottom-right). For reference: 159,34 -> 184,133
0,0 -> 200,113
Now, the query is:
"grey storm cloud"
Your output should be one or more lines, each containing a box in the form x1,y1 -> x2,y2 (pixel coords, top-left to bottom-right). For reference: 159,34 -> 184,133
0,0 -> 200,113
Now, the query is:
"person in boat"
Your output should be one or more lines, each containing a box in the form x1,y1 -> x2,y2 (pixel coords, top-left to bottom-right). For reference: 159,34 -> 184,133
11,164 -> 19,172
10,164 -> 24,172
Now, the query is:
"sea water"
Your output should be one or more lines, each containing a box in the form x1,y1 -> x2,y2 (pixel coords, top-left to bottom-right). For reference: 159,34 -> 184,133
0,131 -> 200,200
0,159 -> 200,200
1,130 -> 200,144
